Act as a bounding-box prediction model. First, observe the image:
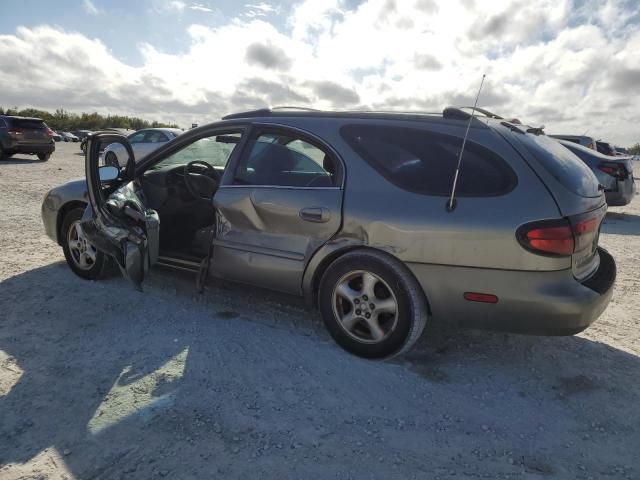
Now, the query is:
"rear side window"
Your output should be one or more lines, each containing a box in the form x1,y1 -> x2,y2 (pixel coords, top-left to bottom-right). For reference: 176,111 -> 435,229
519,135 -> 600,198
340,125 -> 516,196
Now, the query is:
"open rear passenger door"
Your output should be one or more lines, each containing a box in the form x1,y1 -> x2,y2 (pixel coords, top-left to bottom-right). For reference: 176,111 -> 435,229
81,133 -> 160,290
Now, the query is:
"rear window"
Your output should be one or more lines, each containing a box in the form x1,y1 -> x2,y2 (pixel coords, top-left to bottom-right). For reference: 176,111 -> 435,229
520,135 -> 600,197
11,118 -> 46,129
340,124 -> 516,196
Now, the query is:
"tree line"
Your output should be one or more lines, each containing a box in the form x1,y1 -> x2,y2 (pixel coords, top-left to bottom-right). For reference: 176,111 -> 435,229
0,107 -> 179,131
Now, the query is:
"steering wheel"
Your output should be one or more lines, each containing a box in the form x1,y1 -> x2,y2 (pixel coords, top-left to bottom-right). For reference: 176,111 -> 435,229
183,161 -> 220,200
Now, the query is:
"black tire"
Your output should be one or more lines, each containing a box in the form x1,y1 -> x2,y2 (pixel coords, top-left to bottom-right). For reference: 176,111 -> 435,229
61,207 -> 108,280
105,152 -> 119,167
37,153 -> 51,161
318,249 -> 428,359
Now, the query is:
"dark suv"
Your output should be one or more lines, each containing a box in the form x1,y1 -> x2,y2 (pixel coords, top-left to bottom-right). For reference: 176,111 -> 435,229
0,116 -> 55,161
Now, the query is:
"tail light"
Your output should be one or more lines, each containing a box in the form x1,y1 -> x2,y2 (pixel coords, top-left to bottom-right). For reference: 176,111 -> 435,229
46,127 -> 55,137
517,209 -> 604,257
7,127 -> 24,136
598,162 -> 628,180
517,219 -> 574,256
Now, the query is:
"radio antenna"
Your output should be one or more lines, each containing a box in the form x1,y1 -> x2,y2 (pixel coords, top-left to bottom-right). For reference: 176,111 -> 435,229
447,74 -> 486,211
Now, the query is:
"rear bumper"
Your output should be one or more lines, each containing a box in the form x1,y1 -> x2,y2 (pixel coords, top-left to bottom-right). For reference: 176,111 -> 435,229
10,142 -> 55,155
407,247 -> 616,335
605,179 -> 636,206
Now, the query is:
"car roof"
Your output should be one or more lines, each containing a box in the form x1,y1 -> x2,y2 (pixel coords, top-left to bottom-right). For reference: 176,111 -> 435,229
0,115 -> 44,122
221,106 -> 493,130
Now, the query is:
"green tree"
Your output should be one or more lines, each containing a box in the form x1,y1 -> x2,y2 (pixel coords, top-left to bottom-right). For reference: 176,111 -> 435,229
4,106 -> 178,130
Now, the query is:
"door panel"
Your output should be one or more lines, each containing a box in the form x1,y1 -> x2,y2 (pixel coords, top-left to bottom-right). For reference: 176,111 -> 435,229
82,133 -> 160,290
212,186 -> 342,294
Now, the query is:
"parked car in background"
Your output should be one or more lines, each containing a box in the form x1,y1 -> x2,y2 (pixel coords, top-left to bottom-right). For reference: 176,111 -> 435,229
596,140 -> 616,156
0,115 -> 55,161
51,131 -> 63,142
557,139 -> 636,206
615,146 -> 628,156
41,107 -> 616,358
72,130 -> 92,141
103,128 -> 183,167
549,134 -> 596,150
60,132 -> 79,142
81,128 -> 135,153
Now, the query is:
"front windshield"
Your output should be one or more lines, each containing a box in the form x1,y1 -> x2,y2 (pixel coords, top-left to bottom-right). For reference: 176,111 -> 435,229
147,132 -> 243,171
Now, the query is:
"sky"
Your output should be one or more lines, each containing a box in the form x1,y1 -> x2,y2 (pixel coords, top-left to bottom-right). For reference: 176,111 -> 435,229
0,0 -> 639,145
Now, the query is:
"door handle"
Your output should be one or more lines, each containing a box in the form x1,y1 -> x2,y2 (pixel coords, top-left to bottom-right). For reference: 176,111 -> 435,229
299,207 -> 331,223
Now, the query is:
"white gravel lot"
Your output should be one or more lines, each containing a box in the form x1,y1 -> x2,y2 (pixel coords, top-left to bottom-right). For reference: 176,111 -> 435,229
0,142 -> 639,479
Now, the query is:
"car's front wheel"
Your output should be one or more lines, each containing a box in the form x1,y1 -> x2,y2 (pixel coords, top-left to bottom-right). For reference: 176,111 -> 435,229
318,250 -> 428,359
61,207 -> 108,280
37,153 -> 51,161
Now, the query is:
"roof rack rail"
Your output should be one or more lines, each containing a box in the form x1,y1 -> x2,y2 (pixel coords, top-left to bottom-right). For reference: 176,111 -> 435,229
271,106 -> 322,112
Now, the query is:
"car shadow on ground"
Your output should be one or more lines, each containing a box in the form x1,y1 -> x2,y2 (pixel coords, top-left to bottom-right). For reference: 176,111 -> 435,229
0,262 -> 638,478
602,211 -> 640,235
0,155 -> 47,164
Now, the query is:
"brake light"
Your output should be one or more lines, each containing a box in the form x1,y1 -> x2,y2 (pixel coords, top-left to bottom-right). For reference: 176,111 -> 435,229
517,210 -> 604,257
518,220 -> 574,256
598,163 -> 627,180
46,127 -> 55,137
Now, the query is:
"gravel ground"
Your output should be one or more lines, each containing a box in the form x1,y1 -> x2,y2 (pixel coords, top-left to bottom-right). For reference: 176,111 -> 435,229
1,142 -> 639,479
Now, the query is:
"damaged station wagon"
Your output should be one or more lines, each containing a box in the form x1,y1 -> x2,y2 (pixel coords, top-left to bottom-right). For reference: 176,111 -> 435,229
41,107 -> 616,358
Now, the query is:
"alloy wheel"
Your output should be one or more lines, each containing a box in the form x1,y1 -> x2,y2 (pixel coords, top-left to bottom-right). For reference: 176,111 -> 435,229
67,220 -> 98,270
331,270 -> 399,344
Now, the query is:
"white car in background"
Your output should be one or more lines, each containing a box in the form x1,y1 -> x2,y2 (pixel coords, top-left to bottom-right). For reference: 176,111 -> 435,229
103,128 -> 183,167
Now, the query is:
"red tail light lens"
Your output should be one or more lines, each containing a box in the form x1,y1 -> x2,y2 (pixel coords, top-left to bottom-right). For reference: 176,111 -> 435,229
517,208 -> 605,258
598,163 -> 627,180
46,127 -> 55,137
517,219 -> 574,256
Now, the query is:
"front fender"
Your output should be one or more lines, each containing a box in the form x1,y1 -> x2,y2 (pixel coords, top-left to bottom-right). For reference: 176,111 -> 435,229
41,179 -> 89,244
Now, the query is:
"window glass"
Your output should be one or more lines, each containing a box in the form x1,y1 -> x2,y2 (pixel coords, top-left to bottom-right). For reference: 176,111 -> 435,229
148,132 -> 242,171
233,133 -> 336,187
12,119 -> 45,129
340,124 -> 516,196
145,131 -> 168,143
519,134 -> 600,197
128,132 -> 146,144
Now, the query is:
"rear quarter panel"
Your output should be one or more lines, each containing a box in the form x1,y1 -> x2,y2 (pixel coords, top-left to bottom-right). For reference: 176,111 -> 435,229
297,118 -> 568,272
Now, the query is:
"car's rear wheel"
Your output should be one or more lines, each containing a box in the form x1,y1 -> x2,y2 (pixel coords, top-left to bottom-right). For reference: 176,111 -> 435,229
37,153 -> 51,161
104,152 -> 118,167
318,250 -> 428,359
61,207 -> 108,280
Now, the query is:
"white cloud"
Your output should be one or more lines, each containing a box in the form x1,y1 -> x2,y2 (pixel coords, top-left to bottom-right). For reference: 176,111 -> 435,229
1,0 -> 639,145
82,0 -> 102,15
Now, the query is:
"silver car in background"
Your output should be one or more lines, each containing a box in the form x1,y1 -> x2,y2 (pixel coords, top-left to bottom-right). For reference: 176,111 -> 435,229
103,127 -> 183,167
41,108 -> 616,359
557,139 -> 636,206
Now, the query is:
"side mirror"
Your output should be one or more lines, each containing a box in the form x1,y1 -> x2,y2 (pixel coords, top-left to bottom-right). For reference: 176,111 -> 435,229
99,165 -> 119,183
